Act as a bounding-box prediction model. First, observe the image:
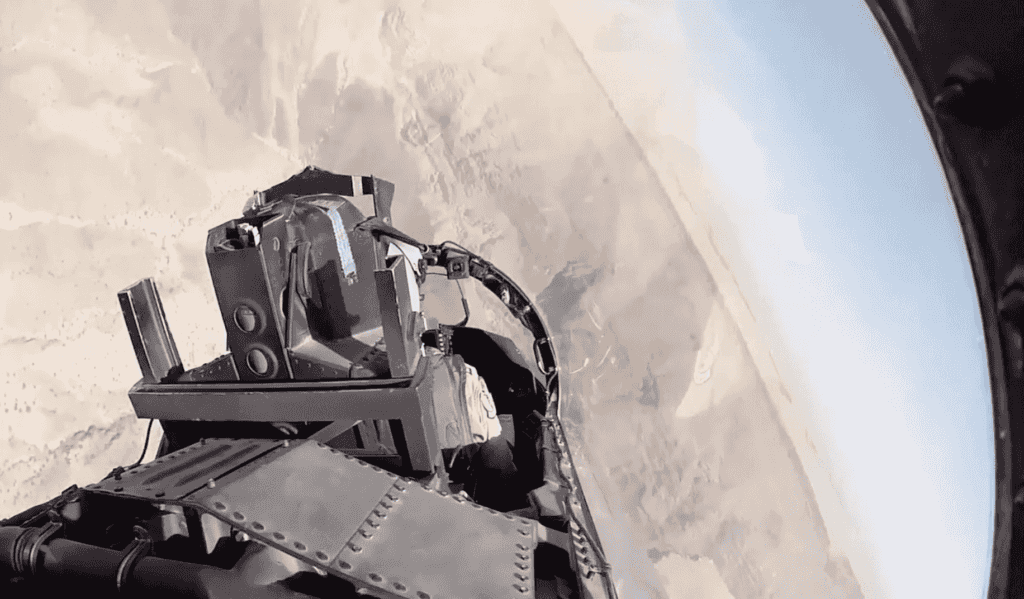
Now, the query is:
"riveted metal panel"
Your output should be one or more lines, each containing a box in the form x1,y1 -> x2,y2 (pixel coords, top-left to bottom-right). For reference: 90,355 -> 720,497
187,439 -> 398,565
83,438 -> 283,501
336,478 -> 539,599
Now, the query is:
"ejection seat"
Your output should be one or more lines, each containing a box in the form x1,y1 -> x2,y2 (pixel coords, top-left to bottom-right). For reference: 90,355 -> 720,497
118,169 -> 455,479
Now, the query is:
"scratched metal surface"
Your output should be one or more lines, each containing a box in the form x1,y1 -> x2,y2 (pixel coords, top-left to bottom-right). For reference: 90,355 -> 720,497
85,438 -> 283,501
336,478 -> 539,599
187,439 -> 399,566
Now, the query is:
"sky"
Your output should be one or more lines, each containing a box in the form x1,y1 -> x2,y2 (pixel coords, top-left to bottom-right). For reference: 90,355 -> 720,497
668,1 -> 995,598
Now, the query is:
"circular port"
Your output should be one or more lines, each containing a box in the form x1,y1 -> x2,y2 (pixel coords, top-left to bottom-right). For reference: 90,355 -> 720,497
247,349 -> 270,376
233,305 -> 258,332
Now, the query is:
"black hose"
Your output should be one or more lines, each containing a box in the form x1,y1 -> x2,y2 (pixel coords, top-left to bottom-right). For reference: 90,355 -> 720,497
0,527 -> 309,598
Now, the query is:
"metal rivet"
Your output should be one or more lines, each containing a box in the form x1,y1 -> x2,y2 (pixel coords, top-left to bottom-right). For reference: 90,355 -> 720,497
373,509 -> 386,518
252,522 -> 265,531
369,573 -> 383,582
214,502 -> 226,511
273,532 -> 285,540
367,519 -> 380,529
232,512 -> 245,521
473,504 -> 483,510
294,542 -> 306,551
330,448 -> 340,454
315,551 -> 328,561
207,479 -> 216,488
417,593 -> 430,599
316,441 -> 325,448
516,563 -> 529,571
394,582 -> 407,592
360,529 -> 373,539
339,560 -> 352,569
515,573 -> 528,581
371,466 -> 382,472
350,543 -> 363,553
504,513 -> 514,520
114,487 -> 124,492
386,493 -> 398,501
395,483 -> 406,491
516,543 -> 528,551
283,440 -> 290,447
518,529 -> 530,536
155,491 -> 165,498
515,584 -> 529,593
439,491 -> 448,497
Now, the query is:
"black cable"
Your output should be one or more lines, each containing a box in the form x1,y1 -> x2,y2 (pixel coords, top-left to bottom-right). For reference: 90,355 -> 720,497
454,279 -> 470,327
440,240 -> 474,255
131,419 -> 155,468
424,272 -> 470,326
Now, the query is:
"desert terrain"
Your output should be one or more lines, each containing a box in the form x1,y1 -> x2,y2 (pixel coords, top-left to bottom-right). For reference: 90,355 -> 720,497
0,1 -> 866,597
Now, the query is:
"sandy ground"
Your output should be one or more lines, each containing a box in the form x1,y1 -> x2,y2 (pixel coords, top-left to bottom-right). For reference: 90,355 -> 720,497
0,1 -> 866,597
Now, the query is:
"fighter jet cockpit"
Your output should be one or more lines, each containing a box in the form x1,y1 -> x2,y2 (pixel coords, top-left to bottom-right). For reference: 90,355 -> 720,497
116,166 -> 555,513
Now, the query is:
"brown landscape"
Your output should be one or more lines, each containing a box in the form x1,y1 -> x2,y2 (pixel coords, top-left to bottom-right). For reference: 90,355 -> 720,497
0,1 -> 869,596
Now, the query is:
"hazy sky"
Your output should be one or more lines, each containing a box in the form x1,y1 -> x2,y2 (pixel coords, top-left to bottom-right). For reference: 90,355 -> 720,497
671,1 -> 994,597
